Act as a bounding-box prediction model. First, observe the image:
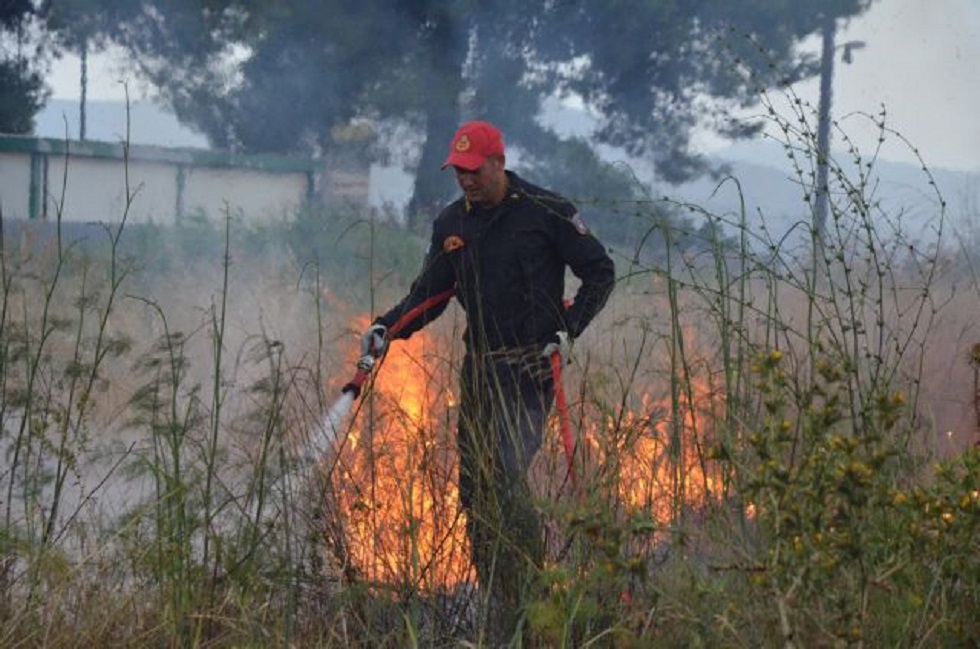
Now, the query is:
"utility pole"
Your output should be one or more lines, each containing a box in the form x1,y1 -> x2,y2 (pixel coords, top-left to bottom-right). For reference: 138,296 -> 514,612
814,14 -> 865,261
814,14 -> 836,256
79,39 -> 88,141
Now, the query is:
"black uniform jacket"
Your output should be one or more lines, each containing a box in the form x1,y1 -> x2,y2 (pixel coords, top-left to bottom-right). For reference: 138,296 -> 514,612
377,171 -> 615,353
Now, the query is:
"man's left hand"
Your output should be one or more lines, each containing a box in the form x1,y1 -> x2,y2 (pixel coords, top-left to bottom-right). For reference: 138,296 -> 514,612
542,331 -> 571,365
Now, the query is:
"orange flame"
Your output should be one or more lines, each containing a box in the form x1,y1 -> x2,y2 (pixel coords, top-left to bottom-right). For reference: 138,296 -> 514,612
583,387 -> 724,524
329,321 -> 473,590
326,317 -> 724,590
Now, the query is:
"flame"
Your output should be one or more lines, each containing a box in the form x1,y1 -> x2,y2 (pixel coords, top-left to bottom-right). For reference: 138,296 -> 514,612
329,321 -> 473,590
585,386 -> 724,524
324,316 -> 725,591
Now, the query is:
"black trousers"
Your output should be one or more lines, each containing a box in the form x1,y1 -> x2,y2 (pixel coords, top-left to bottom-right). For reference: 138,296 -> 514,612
456,349 -> 554,631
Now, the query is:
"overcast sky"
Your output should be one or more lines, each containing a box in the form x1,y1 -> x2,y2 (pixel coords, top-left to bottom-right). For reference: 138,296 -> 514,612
812,0 -> 979,173
47,0 -> 979,174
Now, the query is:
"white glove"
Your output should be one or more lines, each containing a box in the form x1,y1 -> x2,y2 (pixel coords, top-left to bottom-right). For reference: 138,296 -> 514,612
360,323 -> 388,358
541,331 -> 571,365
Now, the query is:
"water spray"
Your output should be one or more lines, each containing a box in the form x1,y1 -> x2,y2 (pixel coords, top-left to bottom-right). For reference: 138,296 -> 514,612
307,390 -> 357,461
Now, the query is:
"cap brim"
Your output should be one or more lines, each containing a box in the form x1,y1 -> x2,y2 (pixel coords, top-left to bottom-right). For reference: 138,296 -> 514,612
441,152 -> 486,171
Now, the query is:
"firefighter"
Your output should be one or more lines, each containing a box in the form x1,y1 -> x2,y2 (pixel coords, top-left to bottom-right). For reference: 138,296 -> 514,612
360,120 -> 615,640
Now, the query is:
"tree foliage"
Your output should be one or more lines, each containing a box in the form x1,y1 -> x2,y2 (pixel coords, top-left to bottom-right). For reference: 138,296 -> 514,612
0,0 -> 48,134
531,0 -> 876,182
38,0 -> 877,230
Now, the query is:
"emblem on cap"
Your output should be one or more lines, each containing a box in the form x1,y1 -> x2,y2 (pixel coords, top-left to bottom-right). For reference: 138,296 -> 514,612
455,135 -> 471,152
443,235 -> 465,252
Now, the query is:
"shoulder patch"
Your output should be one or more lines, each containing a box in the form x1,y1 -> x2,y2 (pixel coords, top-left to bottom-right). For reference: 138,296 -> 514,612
443,235 -> 465,252
570,212 -> 590,235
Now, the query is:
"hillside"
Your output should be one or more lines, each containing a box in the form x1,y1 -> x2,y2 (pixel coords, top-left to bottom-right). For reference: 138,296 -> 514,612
666,147 -> 976,249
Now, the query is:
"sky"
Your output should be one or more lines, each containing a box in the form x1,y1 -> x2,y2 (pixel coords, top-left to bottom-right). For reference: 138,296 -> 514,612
800,0 -> 980,174
45,0 -> 980,175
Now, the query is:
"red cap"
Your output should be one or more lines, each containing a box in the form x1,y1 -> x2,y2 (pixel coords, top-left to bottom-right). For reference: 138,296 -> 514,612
441,121 -> 505,171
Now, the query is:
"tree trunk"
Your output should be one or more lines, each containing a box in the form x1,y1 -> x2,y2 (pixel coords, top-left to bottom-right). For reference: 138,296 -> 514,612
409,107 -> 461,231
406,10 -> 468,232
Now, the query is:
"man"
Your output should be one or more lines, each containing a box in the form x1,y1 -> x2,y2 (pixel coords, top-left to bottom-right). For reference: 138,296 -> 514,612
360,120 -> 615,638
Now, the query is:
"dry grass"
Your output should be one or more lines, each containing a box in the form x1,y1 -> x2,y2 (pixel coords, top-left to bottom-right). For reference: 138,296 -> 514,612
2,109 -> 979,646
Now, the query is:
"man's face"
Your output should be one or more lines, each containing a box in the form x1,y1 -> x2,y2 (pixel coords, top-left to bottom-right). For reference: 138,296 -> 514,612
453,156 -> 506,207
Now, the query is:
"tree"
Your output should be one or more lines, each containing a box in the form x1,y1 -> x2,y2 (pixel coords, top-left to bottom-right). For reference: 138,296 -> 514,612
51,1 -> 878,231
0,0 -> 48,134
45,0 -> 128,139
528,0 -> 877,183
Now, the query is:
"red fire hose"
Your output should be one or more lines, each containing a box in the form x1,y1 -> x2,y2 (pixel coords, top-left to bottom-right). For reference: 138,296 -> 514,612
550,351 -> 579,491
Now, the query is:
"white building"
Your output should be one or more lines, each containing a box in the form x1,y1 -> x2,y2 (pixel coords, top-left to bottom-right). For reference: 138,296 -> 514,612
0,134 -> 368,226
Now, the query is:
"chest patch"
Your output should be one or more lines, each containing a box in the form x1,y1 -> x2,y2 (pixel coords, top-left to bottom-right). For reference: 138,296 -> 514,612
443,234 -> 466,252
570,212 -> 590,235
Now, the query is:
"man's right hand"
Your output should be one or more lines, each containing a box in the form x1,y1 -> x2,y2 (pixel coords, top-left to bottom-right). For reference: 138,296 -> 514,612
360,323 -> 388,358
